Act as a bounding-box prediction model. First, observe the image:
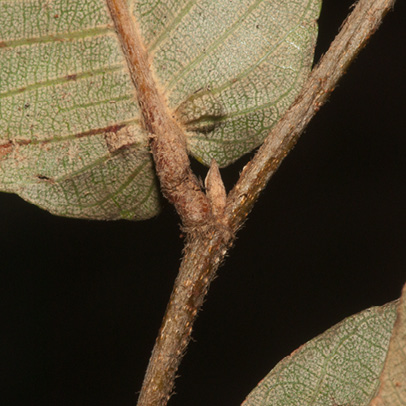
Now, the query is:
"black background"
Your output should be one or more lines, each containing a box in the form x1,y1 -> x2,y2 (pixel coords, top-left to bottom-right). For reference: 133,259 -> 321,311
1,1 -> 405,405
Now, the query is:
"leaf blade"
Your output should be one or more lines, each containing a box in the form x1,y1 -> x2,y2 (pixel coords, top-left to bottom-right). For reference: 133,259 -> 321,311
0,0 -> 159,220
242,301 -> 399,406
136,0 -> 321,166
370,284 -> 406,406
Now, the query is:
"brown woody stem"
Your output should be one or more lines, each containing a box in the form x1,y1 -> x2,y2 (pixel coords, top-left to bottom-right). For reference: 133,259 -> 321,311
137,229 -> 233,406
226,0 -> 396,229
106,0 -> 211,228
106,0 -> 396,405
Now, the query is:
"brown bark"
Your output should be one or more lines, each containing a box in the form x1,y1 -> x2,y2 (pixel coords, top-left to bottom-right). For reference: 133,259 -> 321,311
106,0 -> 212,229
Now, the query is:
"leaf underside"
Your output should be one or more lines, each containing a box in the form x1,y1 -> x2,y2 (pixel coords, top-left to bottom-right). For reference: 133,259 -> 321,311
242,301 -> 399,406
0,0 -> 321,220
369,285 -> 406,406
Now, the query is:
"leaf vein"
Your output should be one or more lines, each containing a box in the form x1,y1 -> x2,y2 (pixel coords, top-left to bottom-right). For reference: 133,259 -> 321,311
0,65 -> 126,99
0,26 -> 114,49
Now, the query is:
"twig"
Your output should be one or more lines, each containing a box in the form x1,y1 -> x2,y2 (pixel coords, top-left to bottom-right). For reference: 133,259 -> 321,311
137,229 -> 233,406
226,0 -> 396,228
106,0 -> 212,228
106,0 -> 396,405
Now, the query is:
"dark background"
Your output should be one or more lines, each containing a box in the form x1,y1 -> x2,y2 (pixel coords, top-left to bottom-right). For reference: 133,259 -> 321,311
1,1 -> 405,405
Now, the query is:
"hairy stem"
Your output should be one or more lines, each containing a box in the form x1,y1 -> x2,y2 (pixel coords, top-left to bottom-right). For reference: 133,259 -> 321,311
106,0 -> 211,228
107,0 -> 396,405
137,228 -> 233,406
226,0 -> 396,228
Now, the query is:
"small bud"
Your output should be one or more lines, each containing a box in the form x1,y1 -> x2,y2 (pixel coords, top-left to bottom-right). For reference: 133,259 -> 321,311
205,159 -> 226,219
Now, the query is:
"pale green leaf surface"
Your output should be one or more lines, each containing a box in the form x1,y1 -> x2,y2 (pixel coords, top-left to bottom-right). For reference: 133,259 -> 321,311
134,0 -> 321,166
242,301 -> 399,406
370,284 -> 406,406
0,0 -> 159,220
0,0 -> 320,220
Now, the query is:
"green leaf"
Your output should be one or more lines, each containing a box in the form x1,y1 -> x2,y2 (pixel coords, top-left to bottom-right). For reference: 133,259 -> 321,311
0,0 -> 320,220
242,300 -> 399,406
369,284 -> 406,406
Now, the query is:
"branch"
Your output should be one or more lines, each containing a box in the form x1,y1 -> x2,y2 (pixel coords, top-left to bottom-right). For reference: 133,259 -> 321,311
137,229 -> 233,406
106,0 -> 212,228
107,0 -> 396,405
226,0 -> 396,228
